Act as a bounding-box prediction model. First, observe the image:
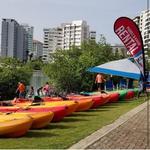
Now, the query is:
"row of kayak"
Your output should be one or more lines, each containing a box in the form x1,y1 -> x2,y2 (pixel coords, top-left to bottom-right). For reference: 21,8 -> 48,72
0,89 -> 138,138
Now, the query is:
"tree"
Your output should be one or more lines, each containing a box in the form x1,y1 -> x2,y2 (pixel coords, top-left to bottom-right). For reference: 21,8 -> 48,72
43,38 -> 125,93
26,59 -> 44,70
0,57 -> 32,100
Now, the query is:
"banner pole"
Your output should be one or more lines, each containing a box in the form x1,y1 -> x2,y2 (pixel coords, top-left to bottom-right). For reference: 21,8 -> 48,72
146,0 -> 149,148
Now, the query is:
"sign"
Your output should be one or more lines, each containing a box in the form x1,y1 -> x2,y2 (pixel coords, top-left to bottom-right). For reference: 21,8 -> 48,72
114,17 -> 145,77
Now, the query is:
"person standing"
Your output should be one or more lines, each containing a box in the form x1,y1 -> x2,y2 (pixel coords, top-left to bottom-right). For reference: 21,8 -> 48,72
16,81 -> 26,98
95,73 -> 106,93
42,82 -> 50,96
128,78 -> 134,89
37,87 -> 43,96
28,86 -> 34,98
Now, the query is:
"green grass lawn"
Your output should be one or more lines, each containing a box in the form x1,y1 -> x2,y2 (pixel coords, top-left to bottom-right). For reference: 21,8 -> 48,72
0,97 -> 146,149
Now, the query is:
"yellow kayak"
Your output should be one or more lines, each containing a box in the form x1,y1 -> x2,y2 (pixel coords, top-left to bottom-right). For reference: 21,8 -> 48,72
12,100 -> 93,113
12,112 -> 54,129
15,112 -> 54,129
74,99 -> 94,111
44,101 -> 78,115
0,112 -> 54,129
30,100 -> 93,112
0,115 -> 32,138
15,101 -> 78,116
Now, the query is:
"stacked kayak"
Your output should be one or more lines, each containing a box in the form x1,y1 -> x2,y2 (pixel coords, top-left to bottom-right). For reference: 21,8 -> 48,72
15,106 -> 67,122
68,94 -> 110,108
101,94 -> 111,104
108,92 -> 120,103
40,100 -> 92,113
13,98 -> 93,113
44,101 -> 78,115
90,96 -> 106,108
74,99 -> 93,111
30,100 -> 92,112
0,114 -> 32,138
80,91 -> 99,96
42,97 -> 63,102
0,100 -> 79,122
0,105 -> 67,122
13,100 -> 78,116
11,97 -> 64,105
117,89 -> 136,101
0,112 -> 54,129
80,89 -> 137,102
89,94 -> 110,107
68,95 -> 96,107
117,90 -> 128,101
14,112 -> 54,129
132,88 -> 139,96
125,90 -> 135,100
27,101 -> 78,117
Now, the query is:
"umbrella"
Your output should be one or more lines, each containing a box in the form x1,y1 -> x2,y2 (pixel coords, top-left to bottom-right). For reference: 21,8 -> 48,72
87,58 -> 141,80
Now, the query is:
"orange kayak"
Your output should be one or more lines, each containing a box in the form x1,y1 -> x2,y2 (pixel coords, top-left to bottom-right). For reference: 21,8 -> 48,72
74,99 -> 93,111
0,115 -> 32,138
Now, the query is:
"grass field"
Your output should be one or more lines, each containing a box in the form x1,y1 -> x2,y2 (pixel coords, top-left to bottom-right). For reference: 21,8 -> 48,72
0,97 -> 146,149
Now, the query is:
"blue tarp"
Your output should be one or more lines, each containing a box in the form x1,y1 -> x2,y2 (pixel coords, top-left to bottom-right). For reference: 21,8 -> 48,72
88,58 -> 141,80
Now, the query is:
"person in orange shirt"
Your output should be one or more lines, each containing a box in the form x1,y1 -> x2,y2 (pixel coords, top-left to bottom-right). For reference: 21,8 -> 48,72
16,81 -> 26,98
95,73 -> 106,93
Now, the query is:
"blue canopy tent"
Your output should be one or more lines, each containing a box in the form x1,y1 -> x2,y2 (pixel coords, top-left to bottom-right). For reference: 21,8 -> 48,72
87,58 -> 141,80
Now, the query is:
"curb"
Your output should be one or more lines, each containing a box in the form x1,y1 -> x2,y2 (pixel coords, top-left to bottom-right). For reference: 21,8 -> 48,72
68,101 -> 148,149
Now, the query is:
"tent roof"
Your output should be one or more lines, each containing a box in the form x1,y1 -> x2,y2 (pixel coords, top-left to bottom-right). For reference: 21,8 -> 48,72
87,58 -> 141,80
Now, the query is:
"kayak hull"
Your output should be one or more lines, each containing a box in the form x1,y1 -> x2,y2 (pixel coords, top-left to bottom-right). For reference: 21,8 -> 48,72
0,115 -> 32,138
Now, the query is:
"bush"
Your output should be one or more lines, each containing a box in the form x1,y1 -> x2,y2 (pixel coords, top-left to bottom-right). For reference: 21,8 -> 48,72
0,57 -> 32,100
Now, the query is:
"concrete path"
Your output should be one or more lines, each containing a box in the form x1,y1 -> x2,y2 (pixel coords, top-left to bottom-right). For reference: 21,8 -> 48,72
69,101 -> 150,149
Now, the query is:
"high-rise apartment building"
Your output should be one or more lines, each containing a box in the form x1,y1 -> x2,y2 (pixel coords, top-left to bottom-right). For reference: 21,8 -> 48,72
33,40 -> 43,59
43,20 -> 91,62
22,24 -> 34,55
1,19 -> 28,61
61,20 -> 89,50
139,10 -> 150,49
133,10 -> 150,49
89,31 -> 96,41
133,16 -> 140,26
43,27 -> 62,61
111,44 -> 127,57
17,25 -> 28,61
1,19 -> 19,58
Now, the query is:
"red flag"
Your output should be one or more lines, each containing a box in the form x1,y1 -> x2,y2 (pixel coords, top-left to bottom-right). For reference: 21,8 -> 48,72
114,17 -> 145,77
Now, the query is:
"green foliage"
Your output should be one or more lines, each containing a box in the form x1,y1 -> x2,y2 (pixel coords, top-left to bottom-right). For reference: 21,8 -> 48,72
43,38 -> 125,93
0,57 -> 32,100
26,59 -> 44,70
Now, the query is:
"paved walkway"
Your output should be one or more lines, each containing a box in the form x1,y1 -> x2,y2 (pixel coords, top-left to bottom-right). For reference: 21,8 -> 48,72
69,101 -> 150,149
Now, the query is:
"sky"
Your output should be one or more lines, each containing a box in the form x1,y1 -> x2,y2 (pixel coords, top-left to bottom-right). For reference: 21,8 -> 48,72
0,0 -> 147,45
